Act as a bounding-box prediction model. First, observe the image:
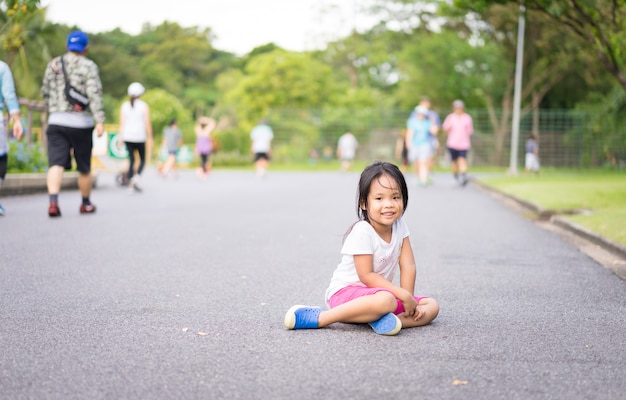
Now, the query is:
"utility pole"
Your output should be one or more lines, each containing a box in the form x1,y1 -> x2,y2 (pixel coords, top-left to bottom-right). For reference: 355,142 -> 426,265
509,1 -> 526,175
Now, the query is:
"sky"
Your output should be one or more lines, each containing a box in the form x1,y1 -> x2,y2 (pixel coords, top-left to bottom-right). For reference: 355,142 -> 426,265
42,0 -> 376,55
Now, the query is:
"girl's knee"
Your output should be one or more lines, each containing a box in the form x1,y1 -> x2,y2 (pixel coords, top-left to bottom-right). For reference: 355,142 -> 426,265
374,291 -> 398,312
420,298 -> 440,322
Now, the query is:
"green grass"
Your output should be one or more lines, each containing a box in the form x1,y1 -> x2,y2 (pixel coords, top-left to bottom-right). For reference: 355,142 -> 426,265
481,170 -> 626,246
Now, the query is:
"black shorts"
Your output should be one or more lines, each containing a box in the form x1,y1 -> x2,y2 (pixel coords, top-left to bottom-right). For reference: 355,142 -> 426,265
448,147 -> 468,161
47,124 -> 93,173
0,154 -> 7,181
254,152 -> 270,161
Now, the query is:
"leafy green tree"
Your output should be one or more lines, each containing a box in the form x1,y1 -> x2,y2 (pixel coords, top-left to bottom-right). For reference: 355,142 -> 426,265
453,0 -> 626,92
442,0 -> 621,161
238,42 -> 283,70
134,23 -> 216,90
215,49 -> 341,158
222,49 -> 336,126
368,0 -> 622,163
138,88 -> 194,143
397,30 -> 509,109
319,27 -> 406,92
0,0 -> 56,99
88,31 -> 142,99
0,0 -> 42,64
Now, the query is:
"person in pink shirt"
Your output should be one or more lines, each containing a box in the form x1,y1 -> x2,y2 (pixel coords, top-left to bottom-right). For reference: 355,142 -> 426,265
442,100 -> 473,186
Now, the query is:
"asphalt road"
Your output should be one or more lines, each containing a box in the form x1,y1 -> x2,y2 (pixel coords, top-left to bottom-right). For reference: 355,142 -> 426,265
1,167 -> 624,400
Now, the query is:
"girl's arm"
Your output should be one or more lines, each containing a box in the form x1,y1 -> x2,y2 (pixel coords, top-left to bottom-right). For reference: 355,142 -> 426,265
398,236 -> 421,318
398,237 -> 417,295
354,254 -> 415,307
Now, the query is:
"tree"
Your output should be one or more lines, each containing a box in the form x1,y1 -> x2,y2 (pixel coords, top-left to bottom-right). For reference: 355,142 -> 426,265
0,0 -> 42,65
0,0 -> 56,99
319,27 -> 406,92
139,88 -> 194,143
89,32 -> 142,99
453,0 -> 626,92
222,49 -> 336,125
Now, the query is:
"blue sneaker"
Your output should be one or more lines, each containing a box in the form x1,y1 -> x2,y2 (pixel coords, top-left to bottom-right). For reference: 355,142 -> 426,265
284,305 -> 322,330
368,313 -> 402,336
0,203 -> 5,216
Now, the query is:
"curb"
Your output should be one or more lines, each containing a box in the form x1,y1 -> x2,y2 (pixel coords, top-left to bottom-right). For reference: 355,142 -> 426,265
1,172 -> 79,196
471,178 -> 626,261
471,178 -> 544,213
550,216 -> 626,260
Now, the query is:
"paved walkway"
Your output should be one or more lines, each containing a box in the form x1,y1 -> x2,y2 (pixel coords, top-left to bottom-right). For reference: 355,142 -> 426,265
1,168 -> 624,399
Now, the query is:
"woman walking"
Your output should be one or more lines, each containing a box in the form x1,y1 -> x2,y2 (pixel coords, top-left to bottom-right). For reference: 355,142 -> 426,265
119,82 -> 152,192
442,100 -> 473,186
195,116 -> 216,179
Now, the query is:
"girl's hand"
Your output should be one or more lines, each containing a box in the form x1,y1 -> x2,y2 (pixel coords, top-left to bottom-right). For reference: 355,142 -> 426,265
412,305 -> 425,322
400,292 -> 418,318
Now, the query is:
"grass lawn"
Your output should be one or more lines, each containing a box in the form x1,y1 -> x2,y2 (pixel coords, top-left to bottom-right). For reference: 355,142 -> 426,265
480,170 -> 626,246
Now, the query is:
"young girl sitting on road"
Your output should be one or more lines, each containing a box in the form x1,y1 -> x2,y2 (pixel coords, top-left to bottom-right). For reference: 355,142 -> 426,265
284,161 -> 439,335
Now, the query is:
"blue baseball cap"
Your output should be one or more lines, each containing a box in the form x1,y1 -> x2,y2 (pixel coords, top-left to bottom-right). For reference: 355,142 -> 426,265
67,30 -> 88,52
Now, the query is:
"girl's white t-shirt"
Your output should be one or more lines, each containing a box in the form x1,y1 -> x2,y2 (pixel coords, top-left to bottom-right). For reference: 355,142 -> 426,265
324,218 -> 410,304
120,99 -> 149,142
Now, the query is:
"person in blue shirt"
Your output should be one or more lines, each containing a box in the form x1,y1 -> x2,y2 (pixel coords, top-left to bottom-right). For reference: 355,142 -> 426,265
0,60 -> 24,216
406,105 -> 436,186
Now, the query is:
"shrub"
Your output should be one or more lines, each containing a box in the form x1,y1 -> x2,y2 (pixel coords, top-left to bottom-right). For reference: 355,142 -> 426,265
212,150 -> 252,167
7,140 -> 48,173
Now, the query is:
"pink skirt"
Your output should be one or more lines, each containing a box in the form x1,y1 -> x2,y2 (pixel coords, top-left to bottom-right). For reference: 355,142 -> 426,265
328,285 -> 428,315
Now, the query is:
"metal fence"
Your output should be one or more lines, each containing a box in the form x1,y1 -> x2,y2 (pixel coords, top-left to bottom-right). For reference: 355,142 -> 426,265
8,104 -> 626,169
264,108 -> 626,169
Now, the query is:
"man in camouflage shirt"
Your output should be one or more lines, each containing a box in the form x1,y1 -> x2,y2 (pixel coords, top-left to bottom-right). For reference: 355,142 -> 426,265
41,30 -> 105,217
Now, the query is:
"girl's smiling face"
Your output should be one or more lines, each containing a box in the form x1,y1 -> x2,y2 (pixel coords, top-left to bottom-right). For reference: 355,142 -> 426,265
361,174 -> 404,236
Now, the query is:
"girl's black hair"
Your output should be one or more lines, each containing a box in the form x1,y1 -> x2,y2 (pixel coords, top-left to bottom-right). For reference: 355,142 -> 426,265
357,161 -> 408,222
343,161 -> 408,241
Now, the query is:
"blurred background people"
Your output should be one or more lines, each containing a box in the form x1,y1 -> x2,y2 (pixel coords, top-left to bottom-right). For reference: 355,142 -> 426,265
195,116 -> 216,179
119,82 -> 152,192
442,100 -> 473,186
336,131 -> 358,171
0,60 -> 23,216
159,118 -> 183,178
418,96 -> 441,176
406,105 -> 436,186
250,119 -> 273,177
525,133 -> 540,174
395,129 -> 409,172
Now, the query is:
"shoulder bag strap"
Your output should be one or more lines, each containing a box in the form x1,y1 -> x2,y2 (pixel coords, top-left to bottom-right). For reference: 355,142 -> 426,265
59,55 -> 71,87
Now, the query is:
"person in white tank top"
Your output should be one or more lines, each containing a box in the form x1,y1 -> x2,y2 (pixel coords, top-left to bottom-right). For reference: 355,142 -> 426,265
119,82 -> 152,192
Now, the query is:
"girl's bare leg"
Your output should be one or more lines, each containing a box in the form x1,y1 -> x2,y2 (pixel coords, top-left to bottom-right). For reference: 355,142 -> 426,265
397,297 -> 439,328
317,291 -> 397,327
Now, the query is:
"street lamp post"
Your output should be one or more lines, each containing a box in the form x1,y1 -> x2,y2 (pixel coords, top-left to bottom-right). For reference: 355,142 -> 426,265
509,1 -> 526,175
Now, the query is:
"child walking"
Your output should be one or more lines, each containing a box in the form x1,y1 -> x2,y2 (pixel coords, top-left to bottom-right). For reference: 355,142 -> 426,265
525,133 -> 540,174
159,118 -> 183,178
284,161 -> 439,335
195,116 -> 216,179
